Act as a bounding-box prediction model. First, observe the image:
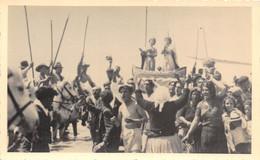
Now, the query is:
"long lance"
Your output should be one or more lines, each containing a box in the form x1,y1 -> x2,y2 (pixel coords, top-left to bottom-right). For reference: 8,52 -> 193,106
24,6 -> 35,86
51,20 -> 53,63
82,16 -> 89,54
50,15 -> 70,76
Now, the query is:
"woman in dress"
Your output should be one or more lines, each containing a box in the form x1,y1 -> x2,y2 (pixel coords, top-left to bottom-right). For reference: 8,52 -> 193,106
182,76 -> 228,153
176,87 -> 202,153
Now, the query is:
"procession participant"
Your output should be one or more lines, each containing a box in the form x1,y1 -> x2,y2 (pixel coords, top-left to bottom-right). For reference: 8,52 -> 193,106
115,85 -> 148,153
202,58 -> 216,79
19,60 -> 34,81
176,87 -> 202,153
50,62 -> 64,85
244,100 -> 252,140
222,96 -> 251,154
182,79 -> 228,153
143,79 -> 155,100
105,56 -> 123,84
139,38 -> 157,71
21,87 -> 58,152
227,86 -> 245,114
90,90 -> 121,152
85,87 -> 103,140
168,81 -> 176,98
161,37 -> 179,71
235,76 -> 251,101
35,63 -> 51,87
192,74 -> 204,89
135,77 -> 191,153
103,82 -> 111,91
78,53 -> 96,88
19,60 -> 36,100
171,81 -> 183,101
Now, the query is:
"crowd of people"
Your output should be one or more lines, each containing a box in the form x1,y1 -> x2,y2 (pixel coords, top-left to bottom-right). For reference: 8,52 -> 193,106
8,38 -> 252,153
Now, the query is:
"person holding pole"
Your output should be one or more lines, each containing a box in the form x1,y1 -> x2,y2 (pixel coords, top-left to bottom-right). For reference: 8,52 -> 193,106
35,63 -> 51,87
50,62 -> 64,85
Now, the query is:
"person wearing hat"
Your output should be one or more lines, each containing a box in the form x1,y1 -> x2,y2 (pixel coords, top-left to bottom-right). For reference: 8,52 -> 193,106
235,76 -> 251,102
161,37 -> 179,71
35,63 -> 50,87
50,62 -> 64,85
113,84 -> 148,153
20,60 -> 34,80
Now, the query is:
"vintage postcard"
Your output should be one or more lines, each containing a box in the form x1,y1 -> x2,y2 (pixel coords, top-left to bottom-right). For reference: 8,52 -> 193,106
1,1 -> 260,160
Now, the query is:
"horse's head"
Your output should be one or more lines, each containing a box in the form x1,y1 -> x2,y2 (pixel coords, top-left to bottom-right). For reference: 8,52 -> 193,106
8,67 -> 39,133
55,80 -> 78,103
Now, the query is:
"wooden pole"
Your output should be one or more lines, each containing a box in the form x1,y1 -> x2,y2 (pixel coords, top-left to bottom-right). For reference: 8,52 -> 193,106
24,6 -> 35,86
51,15 -> 70,75
51,20 -> 53,62
82,16 -> 89,54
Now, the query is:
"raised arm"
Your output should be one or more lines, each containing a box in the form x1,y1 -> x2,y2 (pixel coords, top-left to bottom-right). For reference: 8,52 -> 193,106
135,89 -> 158,113
210,74 -> 227,98
172,88 -> 189,111
85,97 -> 102,114
77,53 -> 84,76
22,62 -> 34,78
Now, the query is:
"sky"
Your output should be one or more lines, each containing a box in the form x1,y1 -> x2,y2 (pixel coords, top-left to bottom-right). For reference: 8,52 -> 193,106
8,6 -> 252,86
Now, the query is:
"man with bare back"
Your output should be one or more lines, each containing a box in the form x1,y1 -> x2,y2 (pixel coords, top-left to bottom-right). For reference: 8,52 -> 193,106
114,84 -> 148,153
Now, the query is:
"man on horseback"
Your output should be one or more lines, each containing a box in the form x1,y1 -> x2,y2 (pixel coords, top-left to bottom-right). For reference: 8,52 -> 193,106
35,63 -> 51,87
50,62 -> 64,85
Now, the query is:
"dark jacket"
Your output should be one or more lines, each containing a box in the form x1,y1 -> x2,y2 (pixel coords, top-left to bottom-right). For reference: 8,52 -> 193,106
135,88 -> 189,137
86,92 -> 120,152
31,105 -> 51,152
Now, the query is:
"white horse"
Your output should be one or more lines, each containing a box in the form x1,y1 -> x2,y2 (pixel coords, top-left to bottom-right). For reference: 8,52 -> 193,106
8,67 -> 39,134
52,80 -> 81,141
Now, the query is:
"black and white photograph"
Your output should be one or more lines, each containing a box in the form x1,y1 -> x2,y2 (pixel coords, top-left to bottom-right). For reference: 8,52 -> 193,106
2,2 -> 260,159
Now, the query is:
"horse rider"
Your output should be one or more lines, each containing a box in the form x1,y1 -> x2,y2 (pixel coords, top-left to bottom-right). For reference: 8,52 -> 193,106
50,62 -> 64,85
19,60 -> 34,82
35,63 -> 51,87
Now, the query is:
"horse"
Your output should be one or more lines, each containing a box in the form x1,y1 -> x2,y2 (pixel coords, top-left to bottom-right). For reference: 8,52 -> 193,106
8,67 -> 39,151
52,80 -> 81,141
